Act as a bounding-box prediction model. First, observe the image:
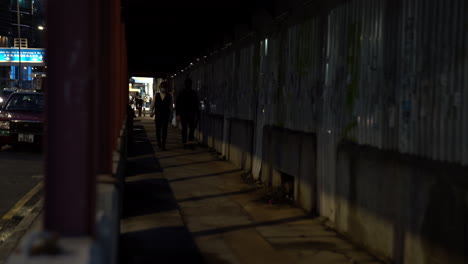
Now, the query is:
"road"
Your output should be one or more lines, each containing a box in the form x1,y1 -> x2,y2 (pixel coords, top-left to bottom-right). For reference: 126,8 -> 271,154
0,145 -> 42,245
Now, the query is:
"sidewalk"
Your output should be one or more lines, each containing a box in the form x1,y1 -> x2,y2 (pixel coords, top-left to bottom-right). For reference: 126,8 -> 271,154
120,117 -> 384,264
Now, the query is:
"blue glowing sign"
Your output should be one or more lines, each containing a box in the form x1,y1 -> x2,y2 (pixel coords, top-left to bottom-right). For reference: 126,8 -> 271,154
0,48 -> 46,66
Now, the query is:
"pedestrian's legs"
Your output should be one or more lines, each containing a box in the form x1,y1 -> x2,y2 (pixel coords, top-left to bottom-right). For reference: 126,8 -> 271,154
181,117 -> 188,145
161,118 -> 169,150
156,118 -> 162,148
188,117 -> 196,142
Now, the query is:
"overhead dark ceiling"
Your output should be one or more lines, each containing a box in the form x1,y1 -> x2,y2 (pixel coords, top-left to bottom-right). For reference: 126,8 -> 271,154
123,0 -> 274,76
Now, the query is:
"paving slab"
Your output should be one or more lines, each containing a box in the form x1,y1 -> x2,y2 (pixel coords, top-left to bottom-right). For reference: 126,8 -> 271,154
120,117 -> 385,264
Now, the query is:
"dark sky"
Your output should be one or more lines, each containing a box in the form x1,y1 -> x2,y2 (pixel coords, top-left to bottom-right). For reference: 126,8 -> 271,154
123,0 -> 273,75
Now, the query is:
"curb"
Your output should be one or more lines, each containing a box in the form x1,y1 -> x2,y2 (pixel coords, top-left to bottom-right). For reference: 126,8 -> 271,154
0,199 -> 43,264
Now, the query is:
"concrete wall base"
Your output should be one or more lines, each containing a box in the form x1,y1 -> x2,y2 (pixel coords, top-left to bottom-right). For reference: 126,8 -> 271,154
261,126 -> 317,213
227,118 -> 254,171
336,141 -> 468,264
197,117 -> 468,264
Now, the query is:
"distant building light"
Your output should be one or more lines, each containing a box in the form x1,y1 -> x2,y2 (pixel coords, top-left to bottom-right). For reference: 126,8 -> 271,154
190,62 -> 193,65
181,70 -> 184,72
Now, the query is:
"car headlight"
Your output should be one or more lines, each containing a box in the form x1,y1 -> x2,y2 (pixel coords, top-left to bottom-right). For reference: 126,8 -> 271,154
0,121 -> 10,130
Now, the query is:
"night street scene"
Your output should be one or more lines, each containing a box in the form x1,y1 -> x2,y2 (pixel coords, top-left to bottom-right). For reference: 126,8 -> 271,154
0,0 -> 467,264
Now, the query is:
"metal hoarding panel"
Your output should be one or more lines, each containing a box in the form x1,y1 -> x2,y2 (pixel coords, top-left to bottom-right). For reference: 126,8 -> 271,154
174,0 -> 468,166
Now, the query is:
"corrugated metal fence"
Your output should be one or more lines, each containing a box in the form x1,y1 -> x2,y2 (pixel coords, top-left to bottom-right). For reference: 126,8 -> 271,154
173,0 -> 468,218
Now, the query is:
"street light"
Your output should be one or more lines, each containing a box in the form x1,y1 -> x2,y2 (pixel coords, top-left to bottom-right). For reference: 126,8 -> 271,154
16,0 -> 21,89
38,26 -> 44,30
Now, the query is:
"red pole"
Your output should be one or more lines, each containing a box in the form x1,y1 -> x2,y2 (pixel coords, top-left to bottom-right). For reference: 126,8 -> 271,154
121,24 -> 128,126
112,0 -> 121,145
95,0 -> 113,175
44,0 -> 97,235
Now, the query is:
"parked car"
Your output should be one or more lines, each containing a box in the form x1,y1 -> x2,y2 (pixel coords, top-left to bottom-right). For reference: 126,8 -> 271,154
0,91 -> 44,149
0,88 -> 17,106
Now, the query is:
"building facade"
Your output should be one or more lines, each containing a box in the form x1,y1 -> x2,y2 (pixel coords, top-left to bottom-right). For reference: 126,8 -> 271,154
0,0 -> 45,88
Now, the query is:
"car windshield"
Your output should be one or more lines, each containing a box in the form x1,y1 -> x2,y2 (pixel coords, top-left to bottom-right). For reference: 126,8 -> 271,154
4,94 -> 44,112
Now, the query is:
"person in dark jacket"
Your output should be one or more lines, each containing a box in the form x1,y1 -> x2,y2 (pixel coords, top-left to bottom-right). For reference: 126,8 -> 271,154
135,94 -> 144,117
126,102 -> 136,150
150,81 -> 173,150
176,77 -> 200,148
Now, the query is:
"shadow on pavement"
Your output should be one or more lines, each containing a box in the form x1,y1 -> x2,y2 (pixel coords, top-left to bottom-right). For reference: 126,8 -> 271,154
120,120 -> 204,264
126,124 -> 162,176
169,169 -> 243,183
126,157 -> 162,176
157,151 -> 207,160
191,215 -> 310,237
122,178 -> 179,219
162,159 -> 220,169
128,125 -> 154,158
176,187 -> 260,203
120,226 -> 204,264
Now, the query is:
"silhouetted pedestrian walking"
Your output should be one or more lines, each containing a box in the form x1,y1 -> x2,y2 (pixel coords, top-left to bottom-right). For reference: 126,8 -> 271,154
150,81 -> 172,150
136,94 -> 144,117
175,77 -> 200,149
